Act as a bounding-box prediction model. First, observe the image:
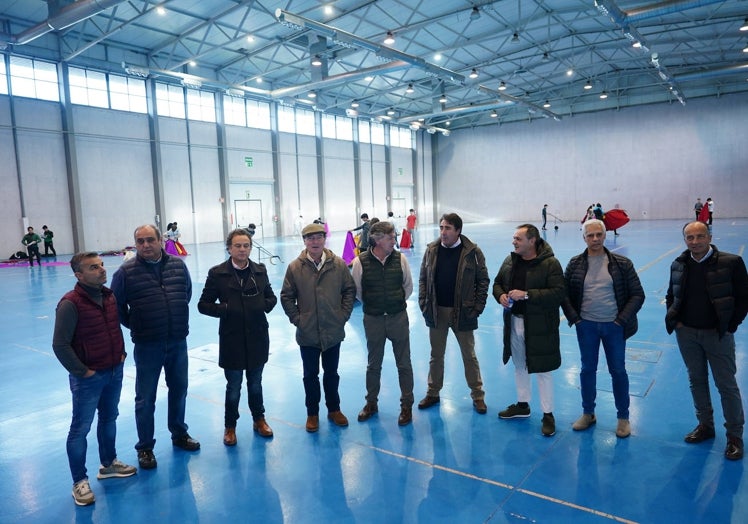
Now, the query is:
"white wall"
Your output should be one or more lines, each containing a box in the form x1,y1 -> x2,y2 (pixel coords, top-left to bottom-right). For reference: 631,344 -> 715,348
436,92 -> 748,223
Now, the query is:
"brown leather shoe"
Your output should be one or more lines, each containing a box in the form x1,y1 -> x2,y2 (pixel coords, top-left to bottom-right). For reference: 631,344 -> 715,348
473,399 -> 487,414
357,402 -> 378,422
305,415 -> 319,433
327,411 -> 349,427
223,427 -> 237,446
417,396 -> 440,409
398,406 -> 413,426
253,418 -> 273,438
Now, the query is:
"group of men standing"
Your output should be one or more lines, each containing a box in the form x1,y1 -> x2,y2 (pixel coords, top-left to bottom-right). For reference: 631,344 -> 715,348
51,213 -> 747,507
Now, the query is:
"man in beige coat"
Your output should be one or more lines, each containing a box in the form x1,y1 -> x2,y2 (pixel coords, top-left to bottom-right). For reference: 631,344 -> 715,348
281,223 -> 357,433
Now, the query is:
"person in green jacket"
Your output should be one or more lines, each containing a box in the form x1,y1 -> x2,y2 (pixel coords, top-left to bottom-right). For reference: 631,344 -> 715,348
22,226 -> 42,267
493,224 -> 565,437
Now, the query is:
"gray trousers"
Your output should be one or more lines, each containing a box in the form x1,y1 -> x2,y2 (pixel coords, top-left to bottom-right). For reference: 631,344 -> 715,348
363,310 -> 414,407
676,326 -> 744,439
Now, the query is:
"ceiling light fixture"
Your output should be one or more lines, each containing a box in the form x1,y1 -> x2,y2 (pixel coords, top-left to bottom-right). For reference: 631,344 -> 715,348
439,93 -> 447,103
584,80 -> 592,90
744,42 -> 748,53
542,52 -> 549,61
470,7 -> 481,21
156,6 -> 166,15
599,91 -> 608,99
308,90 -> 316,98
741,18 -> 748,31
311,55 -> 322,66
498,81 -> 507,91
566,68 -> 574,77
512,32 -> 519,43
543,100 -> 551,108
405,83 -> 414,94
189,60 -> 197,67
384,31 -> 395,45
387,109 -> 396,116
469,68 -> 478,79
351,100 -> 359,108
490,110 -> 498,118
246,35 -> 254,42
632,41 -> 642,48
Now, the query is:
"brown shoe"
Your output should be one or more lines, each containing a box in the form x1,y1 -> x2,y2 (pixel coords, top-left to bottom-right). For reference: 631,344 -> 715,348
253,418 -> 273,438
327,411 -> 349,427
473,399 -> 487,414
417,396 -> 440,409
305,415 -> 319,433
223,427 -> 237,446
357,402 -> 378,422
398,406 -> 413,426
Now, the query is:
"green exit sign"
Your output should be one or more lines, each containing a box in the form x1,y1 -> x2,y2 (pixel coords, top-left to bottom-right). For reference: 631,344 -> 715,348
244,156 -> 253,167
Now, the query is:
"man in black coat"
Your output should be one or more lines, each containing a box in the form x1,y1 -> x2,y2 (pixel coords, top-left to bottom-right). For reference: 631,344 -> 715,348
198,229 -> 277,444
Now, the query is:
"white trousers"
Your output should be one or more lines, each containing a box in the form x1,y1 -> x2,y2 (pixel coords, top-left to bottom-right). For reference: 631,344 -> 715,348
510,315 -> 554,413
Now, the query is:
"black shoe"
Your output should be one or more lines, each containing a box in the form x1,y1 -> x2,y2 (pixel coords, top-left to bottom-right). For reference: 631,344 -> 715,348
137,449 -> 157,469
684,424 -> 715,444
172,434 -> 201,451
725,436 -> 744,460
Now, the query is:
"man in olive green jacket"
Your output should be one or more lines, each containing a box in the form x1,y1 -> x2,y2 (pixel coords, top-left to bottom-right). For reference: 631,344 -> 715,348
417,213 -> 489,414
281,223 -> 356,433
493,223 -> 565,436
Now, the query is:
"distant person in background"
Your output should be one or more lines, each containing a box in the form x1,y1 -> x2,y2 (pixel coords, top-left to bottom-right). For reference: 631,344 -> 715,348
352,213 -> 371,252
706,197 -> 714,225
694,198 -> 703,221
22,226 -> 42,267
406,209 -> 417,247
387,211 -> 400,248
164,222 -> 187,256
293,215 -> 304,236
198,229 -> 278,444
42,225 -> 57,256
541,205 -> 548,231
53,252 -> 137,506
592,203 -> 604,221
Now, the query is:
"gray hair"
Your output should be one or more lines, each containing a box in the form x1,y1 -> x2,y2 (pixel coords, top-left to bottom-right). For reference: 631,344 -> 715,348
582,219 -> 606,236
368,220 -> 395,245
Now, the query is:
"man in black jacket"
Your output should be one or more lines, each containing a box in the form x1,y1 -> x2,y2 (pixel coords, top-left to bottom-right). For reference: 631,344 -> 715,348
562,219 -> 645,438
666,221 -> 748,460
111,225 -> 199,470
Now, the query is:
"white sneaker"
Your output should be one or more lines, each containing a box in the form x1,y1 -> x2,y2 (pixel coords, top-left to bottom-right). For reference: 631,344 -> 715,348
572,413 -> 596,431
97,458 -> 137,479
72,478 -> 95,506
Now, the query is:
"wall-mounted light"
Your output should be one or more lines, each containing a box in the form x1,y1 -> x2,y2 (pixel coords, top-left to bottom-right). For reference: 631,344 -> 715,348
311,55 -> 322,66
122,62 -> 149,78
181,78 -> 202,89
498,81 -> 506,91
599,91 -> 608,99
405,83 -> 414,94
384,31 -> 395,45
427,127 -> 437,134
442,129 -> 450,136
584,80 -> 592,90
469,68 -> 478,79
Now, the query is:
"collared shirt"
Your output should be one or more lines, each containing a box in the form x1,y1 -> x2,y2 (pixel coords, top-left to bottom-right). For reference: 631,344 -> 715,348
306,251 -> 327,270
351,251 -> 413,303
441,238 -> 462,249
691,246 -> 713,263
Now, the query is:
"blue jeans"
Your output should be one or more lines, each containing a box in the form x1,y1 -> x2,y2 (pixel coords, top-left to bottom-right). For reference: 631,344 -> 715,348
300,343 -> 341,416
575,320 -> 629,419
133,338 -> 189,450
224,366 -> 265,427
67,363 -> 124,483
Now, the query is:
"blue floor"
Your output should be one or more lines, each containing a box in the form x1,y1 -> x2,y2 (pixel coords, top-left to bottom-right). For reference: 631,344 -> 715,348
1,219 -> 747,523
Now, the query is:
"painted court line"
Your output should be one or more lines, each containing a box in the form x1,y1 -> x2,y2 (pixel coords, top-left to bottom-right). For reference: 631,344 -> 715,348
366,444 -> 638,524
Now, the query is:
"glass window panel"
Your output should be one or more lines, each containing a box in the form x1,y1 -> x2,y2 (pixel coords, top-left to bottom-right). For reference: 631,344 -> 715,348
0,60 -> 6,95
358,121 -> 370,144
277,105 -> 295,133
371,122 -> 385,145
336,116 -> 353,141
321,113 -> 336,138
68,67 -> 87,86
296,108 -> 315,136
69,84 -> 88,105
224,96 -> 246,127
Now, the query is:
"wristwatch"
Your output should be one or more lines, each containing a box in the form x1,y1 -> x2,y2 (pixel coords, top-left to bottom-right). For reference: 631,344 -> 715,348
524,292 -> 529,300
